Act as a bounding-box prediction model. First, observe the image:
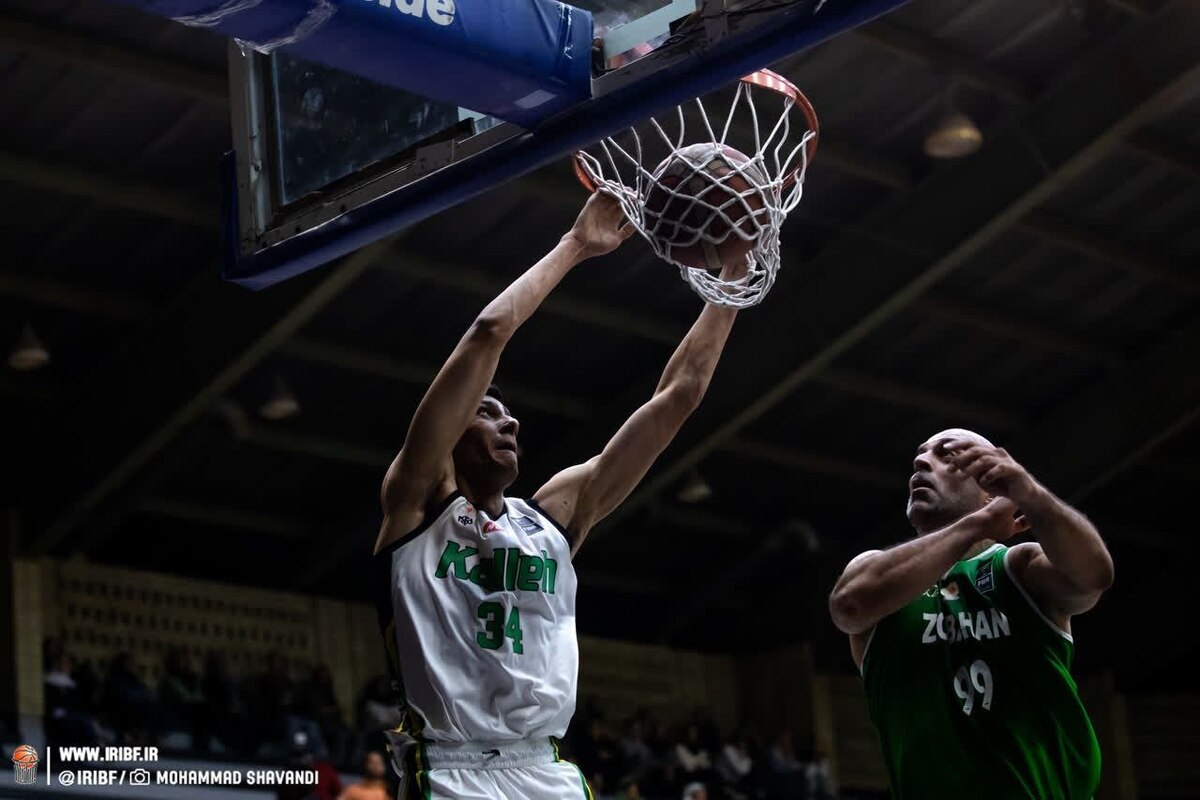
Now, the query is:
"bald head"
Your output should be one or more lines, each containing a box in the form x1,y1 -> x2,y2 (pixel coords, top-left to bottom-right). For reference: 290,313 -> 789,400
907,428 -> 995,534
921,428 -> 995,451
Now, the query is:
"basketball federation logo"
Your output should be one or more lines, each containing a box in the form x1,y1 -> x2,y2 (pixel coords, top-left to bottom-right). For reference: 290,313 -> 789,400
11,745 -> 38,784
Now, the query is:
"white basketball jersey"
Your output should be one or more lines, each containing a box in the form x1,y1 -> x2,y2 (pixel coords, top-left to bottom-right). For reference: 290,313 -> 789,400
372,493 -> 579,743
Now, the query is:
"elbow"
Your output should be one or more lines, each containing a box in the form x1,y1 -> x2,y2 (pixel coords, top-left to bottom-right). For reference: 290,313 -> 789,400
1087,552 -> 1115,594
468,313 -> 514,344
664,375 -> 708,414
829,586 -> 875,636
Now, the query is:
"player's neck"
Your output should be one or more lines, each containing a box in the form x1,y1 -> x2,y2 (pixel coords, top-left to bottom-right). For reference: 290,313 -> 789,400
962,539 -> 996,560
460,484 -> 506,518
457,468 -> 512,518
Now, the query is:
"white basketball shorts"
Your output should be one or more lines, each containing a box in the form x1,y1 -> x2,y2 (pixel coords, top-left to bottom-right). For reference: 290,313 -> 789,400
390,735 -> 593,800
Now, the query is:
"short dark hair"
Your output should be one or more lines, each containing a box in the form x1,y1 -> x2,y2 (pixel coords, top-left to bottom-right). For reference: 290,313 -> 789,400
484,384 -> 504,404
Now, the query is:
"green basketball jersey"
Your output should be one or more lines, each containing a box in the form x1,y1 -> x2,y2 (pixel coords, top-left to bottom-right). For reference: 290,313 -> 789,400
862,543 -> 1101,799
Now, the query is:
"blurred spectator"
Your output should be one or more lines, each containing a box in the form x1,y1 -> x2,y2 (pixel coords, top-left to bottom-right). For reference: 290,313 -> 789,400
257,651 -> 329,760
576,717 -> 622,790
43,648 -> 104,747
674,724 -> 715,788
201,650 -> 251,755
38,642 -> 850,800
277,731 -> 341,800
357,675 -> 403,731
354,676 -> 402,770
618,779 -> 644,799
805,744 -> 835,800
647,716 -> 674,764
301,664 -> 352,766
767,730 -> 805,799
103,652 -> 159,745
337,751 -> 390,800
160,648 -> 206,748
718,731 -> 757,797
620,717 -> 656,781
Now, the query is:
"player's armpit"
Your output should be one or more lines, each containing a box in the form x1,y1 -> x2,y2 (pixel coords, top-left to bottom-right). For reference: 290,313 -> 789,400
534,387 -> 699,555
530,460 -> 596,549
375,452 -> 456,553
1006,541 -> 1104,621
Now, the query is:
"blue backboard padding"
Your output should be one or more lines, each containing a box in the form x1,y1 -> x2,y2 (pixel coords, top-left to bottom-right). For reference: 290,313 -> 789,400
126,0 -> 593,127
224,0 -> 911,289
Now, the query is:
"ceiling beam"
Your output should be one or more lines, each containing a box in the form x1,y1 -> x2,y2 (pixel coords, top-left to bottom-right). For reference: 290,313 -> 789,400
137,496 -> 311,539
244,426 -> 394,470
1039,320 -> 1199,506
1134,454 -> 1200,482
238,412 -> 901,495
380,256 -> 683,346
1102,0 -> 1155,15
0,373 -> 59,403
15,4 -> 1174,194
0,271 -> 145,320
0,149 -> 213,227
1019,211 -> 1200,292
589,5 -> 1200,535
646,503 -> 758,538
0,10 -> 226,102
718,440 -> 896,490
26,238 -> 398,557
855,20 -> 1029,105
909,293 -> 1128,368
1125,129 -> 1200,179
814,368 -> 1026,431
12,145 -> 1190,300
279,337 -> 597,420
849,321 -> 1199,556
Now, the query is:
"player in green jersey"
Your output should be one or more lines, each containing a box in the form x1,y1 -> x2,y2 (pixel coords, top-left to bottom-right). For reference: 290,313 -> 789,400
829,428 -> 1115,799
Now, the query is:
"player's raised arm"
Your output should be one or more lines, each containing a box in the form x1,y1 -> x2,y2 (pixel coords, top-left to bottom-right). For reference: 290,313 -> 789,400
943,438 -> 1114,620
376,193 -> 633,552
533,274 -> 740,556
829,497 -> 1027,636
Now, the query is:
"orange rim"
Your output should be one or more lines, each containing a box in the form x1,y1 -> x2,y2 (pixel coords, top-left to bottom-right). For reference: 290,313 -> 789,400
573,150 -> 598,193
740,68 -> 819,188
573,68 -> 818,193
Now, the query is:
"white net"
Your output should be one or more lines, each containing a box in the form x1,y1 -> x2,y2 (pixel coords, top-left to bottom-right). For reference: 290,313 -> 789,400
575,70 -> 817,308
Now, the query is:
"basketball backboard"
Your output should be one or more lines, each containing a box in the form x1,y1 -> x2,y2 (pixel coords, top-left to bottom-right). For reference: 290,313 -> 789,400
222,0 -> 910,289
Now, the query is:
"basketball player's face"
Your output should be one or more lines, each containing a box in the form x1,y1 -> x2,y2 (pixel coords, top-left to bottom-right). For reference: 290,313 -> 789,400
906,431 -> 989,534
453,396 -> 520,481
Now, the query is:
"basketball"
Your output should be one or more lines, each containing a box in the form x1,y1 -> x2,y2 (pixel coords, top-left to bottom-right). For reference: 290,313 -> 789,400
642,142 -> 770,271
12,746 -> 37,765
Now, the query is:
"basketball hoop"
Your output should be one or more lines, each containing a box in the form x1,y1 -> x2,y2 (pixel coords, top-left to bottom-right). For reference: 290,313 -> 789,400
574,69 -> 818,308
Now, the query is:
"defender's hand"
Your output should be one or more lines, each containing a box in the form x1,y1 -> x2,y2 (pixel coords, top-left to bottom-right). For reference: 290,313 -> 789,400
972,496 -> 1030,542
565,191 -> 635,258
945,439 -> 1039,507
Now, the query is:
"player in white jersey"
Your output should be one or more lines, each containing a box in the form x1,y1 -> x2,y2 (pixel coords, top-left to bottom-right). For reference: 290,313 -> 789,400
371,192 -> 745,799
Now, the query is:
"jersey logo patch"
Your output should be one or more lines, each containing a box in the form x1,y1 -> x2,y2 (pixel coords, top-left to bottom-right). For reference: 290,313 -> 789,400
975,561 -> 995,594
513,515 -> 543,534
482,521 -> 501,535
457,515 -> 474,526
940,581 -> 960,601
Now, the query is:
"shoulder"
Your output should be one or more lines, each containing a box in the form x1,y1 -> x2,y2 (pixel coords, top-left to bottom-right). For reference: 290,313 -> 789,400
515,497 -> 573,541
1000,541 -> 1043,574
843,549 -> 884,570
374,491 -> 464,556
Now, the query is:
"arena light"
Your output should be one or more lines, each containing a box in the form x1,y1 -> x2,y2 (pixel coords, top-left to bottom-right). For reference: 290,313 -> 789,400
923,110 -> 983,159
676,469 -> 713,504
8,323 -> 50,371
259,376 -> 301,421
